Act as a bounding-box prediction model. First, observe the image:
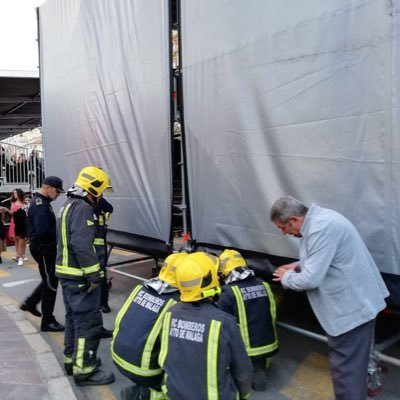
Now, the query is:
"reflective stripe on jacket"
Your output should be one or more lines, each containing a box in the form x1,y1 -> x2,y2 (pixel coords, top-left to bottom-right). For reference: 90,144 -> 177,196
111,284 -> 179,379
159,301 -> 252,400
218,276 -> 279,359
55,197 -> 101,282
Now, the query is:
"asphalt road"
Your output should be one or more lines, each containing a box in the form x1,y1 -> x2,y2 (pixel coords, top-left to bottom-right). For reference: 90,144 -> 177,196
1,247 -> 400,400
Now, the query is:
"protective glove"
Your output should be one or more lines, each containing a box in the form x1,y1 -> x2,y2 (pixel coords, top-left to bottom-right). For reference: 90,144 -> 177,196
239,394 -> 250,400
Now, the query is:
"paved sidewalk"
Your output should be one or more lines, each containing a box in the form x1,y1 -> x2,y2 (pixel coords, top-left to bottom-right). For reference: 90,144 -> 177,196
0,294 -> 76,400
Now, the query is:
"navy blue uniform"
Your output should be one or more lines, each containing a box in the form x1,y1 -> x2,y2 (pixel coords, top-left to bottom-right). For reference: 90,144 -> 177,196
112,284 -> 180,388
159,301 -> 253,400
24,192 -> 59,327
218,276 -> 279,361
56,197 -> 103,378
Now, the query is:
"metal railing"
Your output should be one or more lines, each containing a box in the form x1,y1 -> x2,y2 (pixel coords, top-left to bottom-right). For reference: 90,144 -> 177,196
0,142 -> 45,193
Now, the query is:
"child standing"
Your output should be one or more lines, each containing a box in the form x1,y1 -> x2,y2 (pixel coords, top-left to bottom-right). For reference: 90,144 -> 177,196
217,249 -> 279,392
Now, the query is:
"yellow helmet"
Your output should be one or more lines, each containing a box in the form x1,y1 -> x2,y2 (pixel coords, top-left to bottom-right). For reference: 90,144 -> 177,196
158,252 -> 188,287
218,249 -> 247,277
176,252 -> 221,302
75,166 -> 112,197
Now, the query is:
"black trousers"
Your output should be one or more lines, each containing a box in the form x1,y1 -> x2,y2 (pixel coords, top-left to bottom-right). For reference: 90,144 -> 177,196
25,243 -> 58,326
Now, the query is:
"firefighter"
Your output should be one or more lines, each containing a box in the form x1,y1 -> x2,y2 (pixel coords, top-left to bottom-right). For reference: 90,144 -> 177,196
112,252 -> 188,400
92,195 -> 113,314
217,249 -> 279,391
159,252 -> 253,400
55,166 -> 115,386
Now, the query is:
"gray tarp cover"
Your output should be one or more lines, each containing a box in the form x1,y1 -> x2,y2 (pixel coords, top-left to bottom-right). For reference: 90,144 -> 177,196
181,0 -> 400,274
39,0 -> 172,243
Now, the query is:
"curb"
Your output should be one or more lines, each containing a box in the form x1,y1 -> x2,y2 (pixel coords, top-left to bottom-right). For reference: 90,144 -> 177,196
0,293 -> 77,400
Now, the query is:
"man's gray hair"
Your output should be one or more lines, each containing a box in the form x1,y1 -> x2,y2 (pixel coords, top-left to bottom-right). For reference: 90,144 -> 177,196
270,197 -> 308,222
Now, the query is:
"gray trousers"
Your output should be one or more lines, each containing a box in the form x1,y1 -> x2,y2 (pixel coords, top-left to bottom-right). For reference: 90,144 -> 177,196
327,319 -> 375,400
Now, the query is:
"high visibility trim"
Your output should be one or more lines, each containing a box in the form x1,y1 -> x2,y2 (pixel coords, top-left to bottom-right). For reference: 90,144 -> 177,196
111,285 -> 163,377
180,277 -> 201,287
158,311 -> 171,367
55,262 -> 101,277
161,375 -> 168,398
94,238 -> 105,245
61,203 -> 72,267
76,337 -> 85,368
113,286 -> 142,337
55,264 -> 84,276
64,355 -> 72,364
82,263 -> 100,275
141,298 -> 177,368
231,286 -> 251,348
232,283 -> 279,357
149,388 -> 166,400
207,320 -> 221,400
87,220 -> 94,226
112,349 -> 163,376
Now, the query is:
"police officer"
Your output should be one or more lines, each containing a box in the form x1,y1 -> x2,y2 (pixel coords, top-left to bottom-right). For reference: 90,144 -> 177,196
20,176 -> 65,332
113,252 -> 187,400
159,252 -> 253,400
218,249 -> 279,391
56,166 -> 115,386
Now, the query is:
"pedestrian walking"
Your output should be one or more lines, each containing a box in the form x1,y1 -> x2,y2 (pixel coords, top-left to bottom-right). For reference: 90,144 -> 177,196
20,176 -> 65,332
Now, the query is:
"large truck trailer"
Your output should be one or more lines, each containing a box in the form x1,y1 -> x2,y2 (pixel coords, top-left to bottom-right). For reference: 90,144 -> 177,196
38,0 -> 400,308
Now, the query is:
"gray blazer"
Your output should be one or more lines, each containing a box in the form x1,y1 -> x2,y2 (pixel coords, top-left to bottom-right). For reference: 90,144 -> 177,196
282,204 -> 389,336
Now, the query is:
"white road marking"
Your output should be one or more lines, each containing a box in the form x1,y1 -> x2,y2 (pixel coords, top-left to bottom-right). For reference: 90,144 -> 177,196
2,278 -> 40,287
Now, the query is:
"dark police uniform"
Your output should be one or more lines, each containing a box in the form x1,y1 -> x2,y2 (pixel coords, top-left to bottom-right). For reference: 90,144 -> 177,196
159,301 -> 253,400
55,196 -> 103,379
25,192 -> 59,328
217,275 -> 279,361
112,283 -> 180,388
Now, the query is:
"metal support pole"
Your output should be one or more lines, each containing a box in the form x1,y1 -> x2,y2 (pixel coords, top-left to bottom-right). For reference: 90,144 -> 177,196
276,321 -> 400,368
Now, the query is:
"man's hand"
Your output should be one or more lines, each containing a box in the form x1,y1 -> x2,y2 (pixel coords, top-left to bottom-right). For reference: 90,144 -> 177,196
278,261 -> 299,271
272,262 -> 299,282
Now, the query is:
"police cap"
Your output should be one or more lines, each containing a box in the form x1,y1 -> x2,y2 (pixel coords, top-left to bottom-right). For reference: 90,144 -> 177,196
43,176 -> 65,193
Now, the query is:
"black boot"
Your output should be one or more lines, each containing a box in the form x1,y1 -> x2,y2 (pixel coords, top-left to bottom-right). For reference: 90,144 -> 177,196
121,385 -> 150,400
251,360 -> 267,391
65,358 -> 102,376
74,369 -> 115,386
99,327 -> 113,339
101,304 -> 111,313
20,302 -> 42,318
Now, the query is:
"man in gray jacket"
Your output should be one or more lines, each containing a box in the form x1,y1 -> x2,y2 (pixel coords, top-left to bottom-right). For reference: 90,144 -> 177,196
270,197 -> 388,400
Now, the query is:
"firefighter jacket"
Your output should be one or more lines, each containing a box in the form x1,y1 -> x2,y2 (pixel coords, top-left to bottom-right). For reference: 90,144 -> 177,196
93,197 -> 113,267
159,300 -> 253,400
218,275 -> 279,360
111,284 -> 180,381
55,197 -> 101,283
